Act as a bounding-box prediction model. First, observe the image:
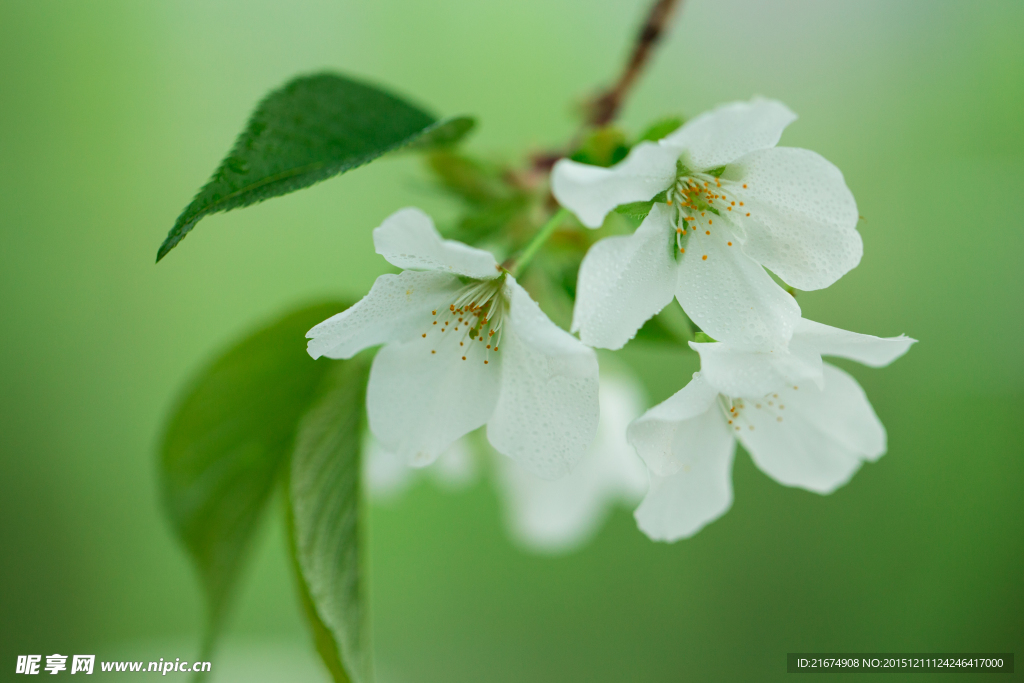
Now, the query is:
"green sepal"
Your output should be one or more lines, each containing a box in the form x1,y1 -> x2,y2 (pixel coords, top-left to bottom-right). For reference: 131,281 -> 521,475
693,331 -> 718,344
707,165 -> 727,178
614,200 -> 656,220
613,190 -> 668,221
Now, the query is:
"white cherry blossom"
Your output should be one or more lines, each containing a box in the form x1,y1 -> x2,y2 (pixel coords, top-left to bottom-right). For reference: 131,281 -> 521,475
492,373 -> 648,553
628,321 -> 914,542
552,98 -> 862,350
307,207 -> 600,478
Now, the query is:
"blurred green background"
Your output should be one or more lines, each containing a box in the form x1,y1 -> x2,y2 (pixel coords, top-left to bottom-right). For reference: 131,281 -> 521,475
1,0 -> 1022,681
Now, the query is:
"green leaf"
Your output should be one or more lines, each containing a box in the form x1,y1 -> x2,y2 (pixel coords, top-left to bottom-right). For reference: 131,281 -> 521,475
290,360 -> 372,683
636,116 -> 684,143
159,301 -> 347,650
693,331 -> 718,343
406,116 -> 476,150
158,72 -> 457,261
289,523 -> 351,683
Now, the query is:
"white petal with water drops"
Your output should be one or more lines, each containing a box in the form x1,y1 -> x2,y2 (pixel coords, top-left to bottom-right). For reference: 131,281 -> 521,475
794,318 -> 916,367
551,142 -> 679,228
306,270 -> 462,360
675,220 -> 801,347
366,313 -> 501,468
726,147 -> 861,291
373,206 -> 500,279
660,98 -> 796,171
487,279 -> 601,478
571,205 -> 678,349
736,364 -> 885,494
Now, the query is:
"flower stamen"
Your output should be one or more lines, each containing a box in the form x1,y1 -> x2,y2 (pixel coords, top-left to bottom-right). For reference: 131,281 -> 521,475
422,275 -> 507,364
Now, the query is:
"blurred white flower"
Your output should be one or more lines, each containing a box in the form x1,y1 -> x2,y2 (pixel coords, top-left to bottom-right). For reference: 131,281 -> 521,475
552,98 -> 862,350
364,434 -> 477,502
307,208 -> 600,478
628,322 -> 914,542
492,373 -> 648,553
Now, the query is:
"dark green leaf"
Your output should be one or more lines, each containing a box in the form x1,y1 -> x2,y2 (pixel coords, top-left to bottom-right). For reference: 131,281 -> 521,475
160,301 -> 347,649
158,72 -> 455,261
290,360 -> 372,683
636,116 -> 684,143
406,116 -> 476,150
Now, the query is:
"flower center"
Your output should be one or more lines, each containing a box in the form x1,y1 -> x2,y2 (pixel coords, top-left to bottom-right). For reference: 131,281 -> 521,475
423,275 -> 507,364
665,172 -> 752,257
717,392 -> 786,432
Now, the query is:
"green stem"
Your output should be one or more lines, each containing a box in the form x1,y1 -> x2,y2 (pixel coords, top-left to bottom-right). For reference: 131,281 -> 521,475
508,207 -> 571,278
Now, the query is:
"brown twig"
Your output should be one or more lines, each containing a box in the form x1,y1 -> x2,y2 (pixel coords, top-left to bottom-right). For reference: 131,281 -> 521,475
530,0 -> 683,174
588,0 -> 683,127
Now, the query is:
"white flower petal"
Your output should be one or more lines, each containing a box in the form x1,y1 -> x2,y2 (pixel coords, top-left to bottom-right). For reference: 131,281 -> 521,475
626,374 -> 722,477
795,318 -> 916,367
486,279 -> 600,478
631,388 -> 736,542
728,147 -> 861,290
660,98 -> 796,171
366,331 -> 500,467
737,364 -> 885,494
306,270 -> 461,359
551,142 -> 679,228
494,373 -> 648,553
691,338 -> 823,398
372,207 -> 500,279
675,225 -> 801,347
571,204 -> 678,349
